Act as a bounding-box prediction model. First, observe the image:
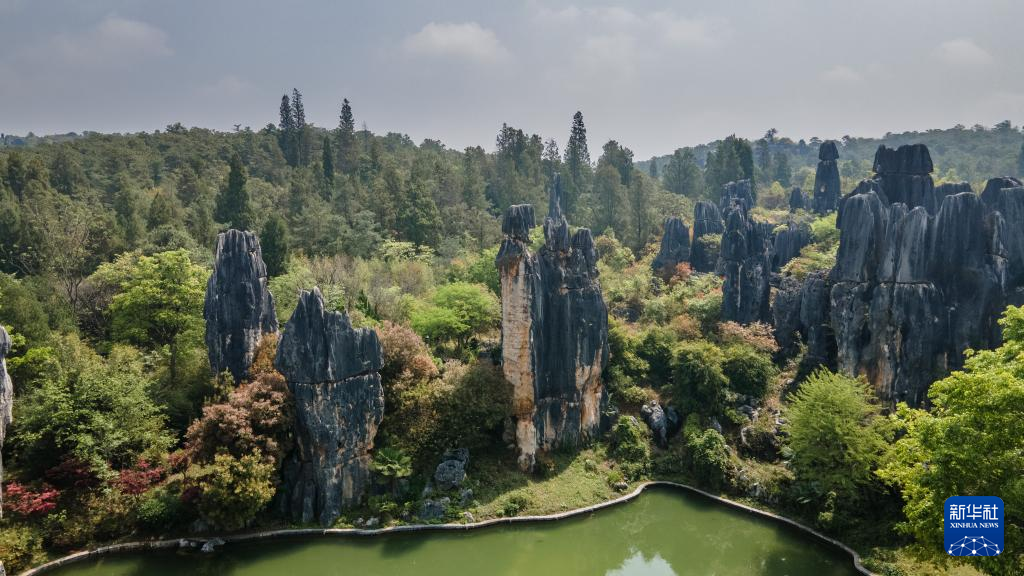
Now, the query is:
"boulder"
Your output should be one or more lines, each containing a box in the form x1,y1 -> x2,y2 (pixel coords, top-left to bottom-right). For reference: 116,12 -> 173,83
651,217 -> 691,274
418,497 -> 450,522
204,229 -> 279,383
274,288 -> 384,526
639,401 -> 680,448
788,187 -> 807,212
497,174 -> 609,472
812,141 -> 841,214
434,450 -> 468,491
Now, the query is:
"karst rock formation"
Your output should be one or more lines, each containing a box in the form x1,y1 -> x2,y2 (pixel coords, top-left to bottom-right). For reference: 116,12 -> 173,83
720,182 -> 774,325
204,229 -> 279,383
496,175 -> 609,472
812,141 -> 841,214
774,143 -> 1024,407
274,288 -> 384,526
690,200 -> 724,273
652,217 -> 691,274
0,326 -> 13,513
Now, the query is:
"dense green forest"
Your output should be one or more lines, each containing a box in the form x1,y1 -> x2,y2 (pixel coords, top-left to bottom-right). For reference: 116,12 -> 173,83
1,93 -> 1023,575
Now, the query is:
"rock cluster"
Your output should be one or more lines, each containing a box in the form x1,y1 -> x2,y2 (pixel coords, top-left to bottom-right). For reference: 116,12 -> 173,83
204,229 -> 279,383
433,448 -> 469,491
640,401 -> 681,448
773,143 -> 1024,407
496,175 -> 609,472
720,186 -> 774,324
0,326 -> 12,497
771,221 -> 811,271
812,141 -> 841,214
651,217 -> 690,274
691,200 -> 724,272
274,288 -> 384,526
720,179 -> 755,214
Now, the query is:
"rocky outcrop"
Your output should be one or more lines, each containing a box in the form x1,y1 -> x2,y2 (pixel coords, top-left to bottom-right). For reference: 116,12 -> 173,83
0,326 -> 12,512
721,198 -> 773,325
274,288 -> 384,526
496,175 -> 609,472
720,179 -> 755,214
771,270 -> 835,372
812,141 -> 841,214
691,201 -> 724,273
789,187 -> 807,212
204,229 -> 279,383
771,221 -> 811,271
652,217 -> 690,274
640,401 -> 681,449
433,448 -> 469,491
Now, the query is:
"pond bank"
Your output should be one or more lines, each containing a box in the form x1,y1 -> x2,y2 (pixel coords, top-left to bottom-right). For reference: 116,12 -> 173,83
20,481 -> 873,576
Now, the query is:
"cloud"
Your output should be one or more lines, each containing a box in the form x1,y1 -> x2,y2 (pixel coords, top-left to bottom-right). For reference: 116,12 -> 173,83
934,38 -> 993,67
403,22 -> 509,64
50,14 -> 172,69
820,64 -> 863,85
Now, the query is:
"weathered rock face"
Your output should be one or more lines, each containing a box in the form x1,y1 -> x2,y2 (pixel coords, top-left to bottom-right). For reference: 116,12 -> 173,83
720,179 -> 755,214
204,229 -> 279,383
720,197 -> 774,325
640,401 -> 681,449
813,141 -> 841,214
274,288 -> 384,526
652,217 -> 691,274
771,221 -> 811,271
496,175 -> 609,472
789,187 -> 807,212
871,144 -> 945,213
0,325 -> 12,459
772,270 -> 835,371
691,200 -> 724,273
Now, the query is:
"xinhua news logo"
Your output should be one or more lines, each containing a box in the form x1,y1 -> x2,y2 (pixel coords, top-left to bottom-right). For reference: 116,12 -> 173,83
944,496 -> 1004,557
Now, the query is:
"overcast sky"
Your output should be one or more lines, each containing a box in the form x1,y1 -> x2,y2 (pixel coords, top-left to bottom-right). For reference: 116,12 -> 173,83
2,0 -> 1022,158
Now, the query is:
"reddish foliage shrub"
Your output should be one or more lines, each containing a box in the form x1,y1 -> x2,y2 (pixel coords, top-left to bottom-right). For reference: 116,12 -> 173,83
376,321 -> 438,385
5,482 -> 59,518
44,457 -> 101,490
114,458 -> 165,495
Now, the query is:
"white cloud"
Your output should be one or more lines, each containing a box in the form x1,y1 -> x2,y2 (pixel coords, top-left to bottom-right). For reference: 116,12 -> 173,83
50,14 -> 172,68
820,64 -> 863,85
403,22 -> 509,65
935,37 -> 993,67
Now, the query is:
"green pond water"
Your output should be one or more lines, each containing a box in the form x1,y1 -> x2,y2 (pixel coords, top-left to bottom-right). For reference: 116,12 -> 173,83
43,487 -> 860,576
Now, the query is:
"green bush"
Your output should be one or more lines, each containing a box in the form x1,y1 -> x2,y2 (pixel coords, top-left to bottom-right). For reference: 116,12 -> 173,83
502,493 -> 531,517
636,326 -> 676,386
670,341 -> 727,415
0,524 -> 45,573
137,486 -> 185,531
616,384 -> 650,408
195,450 -> 276,531
606,322 -> 648,389
609,416 -> 651,479
721,345 -> 777,401
686,428 -> 732,491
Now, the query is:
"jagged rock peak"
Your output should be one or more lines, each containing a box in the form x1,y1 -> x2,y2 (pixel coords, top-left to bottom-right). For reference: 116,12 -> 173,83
720,179 -> 755,214
691,200 -> 725,273
548,172 -> 564,220
274,287 -> 383,384
652,217 -> 691,273
720,205 -> 773,324
0,325 -> 12,446
772,221 -> 812,271
204,229 -> 279,383
873,144 -> 933,175
818,140 -> 840,161
980,176 -> 1023,207
502,204 -> 535,241
789,187 -> 807,212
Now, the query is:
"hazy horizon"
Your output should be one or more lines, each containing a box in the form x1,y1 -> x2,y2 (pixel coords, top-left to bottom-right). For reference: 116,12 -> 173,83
2,0 -> 1023,158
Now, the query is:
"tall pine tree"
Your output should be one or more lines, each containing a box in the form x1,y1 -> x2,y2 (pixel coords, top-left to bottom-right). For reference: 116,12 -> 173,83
564,111 -> 591,218
322,136 -> 335,185
260,215 -> 289,277
648,156 -> 658,179
337,98 -> 358,174
292,89 -> 310,167
215,154 -> 251,230
278,94 -> 297,166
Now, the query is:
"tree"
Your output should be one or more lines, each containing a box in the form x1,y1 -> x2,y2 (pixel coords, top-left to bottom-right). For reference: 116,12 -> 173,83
291,88 -> 310,167
542,138 -> 561,181
785,369 -> 887,508
370,446 -> 413,496
670,341 -> 728,415
772,151 -> 792,187
260,215 -> 289,277
564,111 -> 591,217
412,282 -> 499,351
648,156 -> 658,179
626,173 -> 655,251
321,136 -> 335,184
600,140 -> 635,187
215,154 -> 251,230
278,94 -> 296,166
195,450 -> 275,531
113,176 -> 146,248
662,148 -> 702,197
103,250 -> 206,387
756,138 -> 770,171
592,163 -> 628,238
721,345 -> 777,401
337,98 -> 358,174
878,306 -> 1024,576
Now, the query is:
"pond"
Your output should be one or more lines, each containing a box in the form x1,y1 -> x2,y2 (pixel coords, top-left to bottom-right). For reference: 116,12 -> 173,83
41,487 -> 862,576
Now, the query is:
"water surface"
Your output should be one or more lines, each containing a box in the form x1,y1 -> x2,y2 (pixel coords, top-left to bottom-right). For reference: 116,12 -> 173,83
44,487 -> 860,576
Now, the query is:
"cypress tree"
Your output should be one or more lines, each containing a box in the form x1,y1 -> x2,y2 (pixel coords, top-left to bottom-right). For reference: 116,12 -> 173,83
337,98 -> 357,174
260,215 -> 289,277
322,136 -> 335,184
291,89 -> 309,166
648,156 -> 659,179
215,154 -> 251,230
278,94 -> 295,166
564,111 -> 591,217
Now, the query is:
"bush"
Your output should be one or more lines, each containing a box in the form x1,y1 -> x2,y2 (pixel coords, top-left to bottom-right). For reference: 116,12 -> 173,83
670,341 -> 727,415
502,493 -> 531,517
616,385 -> 651,408
721,345 -> 778,401
606,322 -> 647,389
136,486 -> 184,531
716,321 -> 779,355
686,428 -> 732,491
195,450 -> 276,531
636,326 -> 676,386
609,416 -> 651,479
4,482 -> 59,518
0,524 -> 45,573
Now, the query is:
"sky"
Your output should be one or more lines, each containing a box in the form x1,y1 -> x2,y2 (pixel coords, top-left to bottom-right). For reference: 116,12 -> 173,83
1,0 -> 1023,158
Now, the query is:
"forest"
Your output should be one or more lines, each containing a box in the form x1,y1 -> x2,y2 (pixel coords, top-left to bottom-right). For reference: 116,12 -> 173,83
0,91 -> 1023,576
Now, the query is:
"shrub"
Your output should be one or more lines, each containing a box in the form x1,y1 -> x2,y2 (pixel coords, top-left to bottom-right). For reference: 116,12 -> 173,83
686,428 -> 732,491
114,458 -> 165,496
609,416 -> 651,479
4,482 -> 59,518
670,341 -> 727,415
636,326 -> 676,386
721,345 -> 778,401
502,493 -> 531,517
195,451 -> 276,531
616,385 -> 651,408
136,486 -> 184,531
0,524 -> 45,573
606,322 -> 647,389
716,321 -> 779,354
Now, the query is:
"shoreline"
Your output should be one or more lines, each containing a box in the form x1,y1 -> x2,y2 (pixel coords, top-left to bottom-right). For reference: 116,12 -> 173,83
20,481 -> 874,576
